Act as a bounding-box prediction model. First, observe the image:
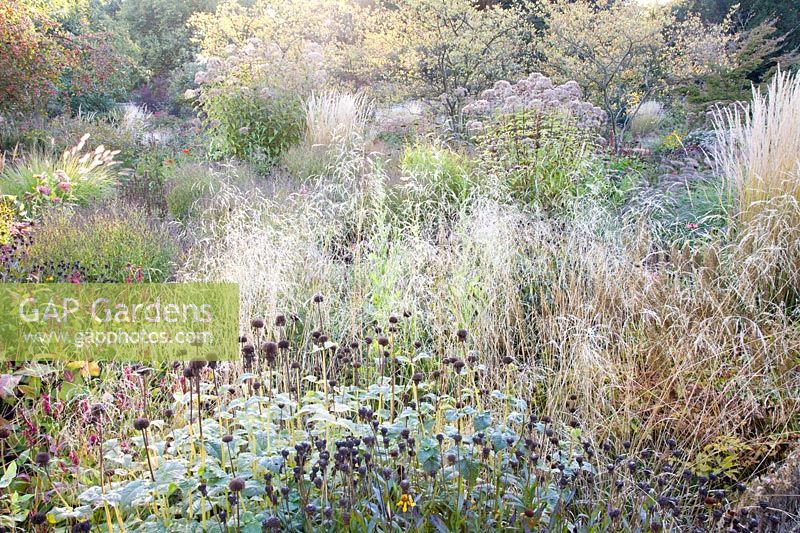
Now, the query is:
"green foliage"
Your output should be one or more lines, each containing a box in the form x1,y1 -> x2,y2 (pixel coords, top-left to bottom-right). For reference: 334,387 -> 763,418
694,435 -> 750,478
120,0 -> 214,79
477,111 -> 599,210
165,163 -> 226,221
393,142 -> 479,222
21,204 -> 178,282
0,136 -> 119,218
679,19 -> 800,113
652,130 -> 686,155
203,90 -> 304,166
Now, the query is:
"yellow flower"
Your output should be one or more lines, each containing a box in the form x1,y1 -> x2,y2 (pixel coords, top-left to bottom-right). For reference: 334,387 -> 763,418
397,494 -> 415,513
66,361 -> 101,379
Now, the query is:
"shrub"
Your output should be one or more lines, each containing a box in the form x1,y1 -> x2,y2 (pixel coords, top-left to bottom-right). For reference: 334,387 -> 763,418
0,134 -> 119,218
652,130 -> 686,154
202,90 -> 304,166
0,1 -> 72,115
18,204 -> 178,282
188,38 -> 326,164
0,1 -> 137,116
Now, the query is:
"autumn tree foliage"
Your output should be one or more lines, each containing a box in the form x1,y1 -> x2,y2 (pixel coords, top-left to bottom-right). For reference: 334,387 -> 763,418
0,1 -> 74,115
538,0 -> 732,151
0,0 -> 134,116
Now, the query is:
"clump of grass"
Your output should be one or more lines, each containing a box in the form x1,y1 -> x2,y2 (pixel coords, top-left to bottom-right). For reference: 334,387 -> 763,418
284,91 -> 373,180
394,142 -> 480,223
165,163 -> 226,222
0,134 -> 119,213
713,69 -> 800,309
17,203 -> 179,282
713,69 -> 800,224
304,91 -> 372,148
628,100 -> 665,137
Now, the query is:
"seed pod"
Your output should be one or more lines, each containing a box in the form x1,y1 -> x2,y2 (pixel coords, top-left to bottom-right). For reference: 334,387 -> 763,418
228,478 -> 245,492
34,452 -> 50,467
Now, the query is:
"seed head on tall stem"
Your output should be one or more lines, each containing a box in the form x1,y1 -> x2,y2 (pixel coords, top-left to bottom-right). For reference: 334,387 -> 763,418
134,417 -> 155,482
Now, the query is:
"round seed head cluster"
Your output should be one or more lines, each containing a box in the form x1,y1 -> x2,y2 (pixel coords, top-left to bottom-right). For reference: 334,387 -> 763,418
462,73 -> 606,132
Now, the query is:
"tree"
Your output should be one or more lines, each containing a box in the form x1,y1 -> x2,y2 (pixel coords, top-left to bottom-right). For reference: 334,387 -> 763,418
0,0 -> 139,116
120,0 -> 215,79
190,0 -> 369,88
685,0 -> 800,59
538,0 -> 731,151
679,19 -> 800,112
361,0 -> 530,119
0,0 -> 74,115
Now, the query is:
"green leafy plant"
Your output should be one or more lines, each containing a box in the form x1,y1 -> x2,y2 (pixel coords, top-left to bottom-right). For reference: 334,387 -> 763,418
202,89 -> 304,167
477,110 -> 595,210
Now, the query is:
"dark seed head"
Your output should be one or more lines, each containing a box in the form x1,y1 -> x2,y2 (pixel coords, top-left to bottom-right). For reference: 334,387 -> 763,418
229,478 -> 245,492
133,418 -> 150,431
34,452 -> 50,467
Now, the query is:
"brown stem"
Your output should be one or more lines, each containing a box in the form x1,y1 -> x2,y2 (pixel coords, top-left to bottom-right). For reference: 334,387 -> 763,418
142,430 -> 155,482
